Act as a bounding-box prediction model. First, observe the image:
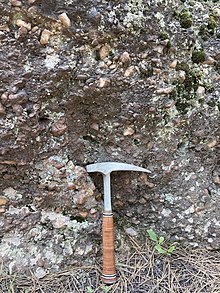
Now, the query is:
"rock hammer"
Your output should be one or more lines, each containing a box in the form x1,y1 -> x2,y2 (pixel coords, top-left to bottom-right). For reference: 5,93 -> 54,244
86,162 -> 151,284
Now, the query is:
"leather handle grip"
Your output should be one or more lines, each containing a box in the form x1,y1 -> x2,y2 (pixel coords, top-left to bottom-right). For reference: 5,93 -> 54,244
102,212 -> 117,284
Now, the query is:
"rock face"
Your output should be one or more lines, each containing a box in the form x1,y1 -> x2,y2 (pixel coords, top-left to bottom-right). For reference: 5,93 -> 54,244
0,0 -> 219,275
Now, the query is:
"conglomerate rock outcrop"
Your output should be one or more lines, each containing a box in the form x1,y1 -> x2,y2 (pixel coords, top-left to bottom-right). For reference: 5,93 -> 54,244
0,0 -> 219,276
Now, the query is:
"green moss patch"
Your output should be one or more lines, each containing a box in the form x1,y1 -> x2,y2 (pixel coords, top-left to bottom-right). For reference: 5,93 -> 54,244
191,50 -> 206,63
179,9 -> 193,29
199,12 -> 219,39
171,66 -> 204,114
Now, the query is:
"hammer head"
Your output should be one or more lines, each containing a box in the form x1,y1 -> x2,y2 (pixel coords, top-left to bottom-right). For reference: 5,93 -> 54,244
86,162 -> 151,175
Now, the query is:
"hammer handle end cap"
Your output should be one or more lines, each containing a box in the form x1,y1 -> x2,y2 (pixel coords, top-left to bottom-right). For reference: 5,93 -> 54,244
102,273 -> 117,284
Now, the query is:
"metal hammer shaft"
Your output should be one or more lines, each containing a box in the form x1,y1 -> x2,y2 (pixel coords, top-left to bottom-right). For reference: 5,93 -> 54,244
103,173 -> 112,211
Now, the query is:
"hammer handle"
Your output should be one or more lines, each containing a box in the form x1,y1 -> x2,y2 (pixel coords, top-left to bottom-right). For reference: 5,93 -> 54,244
102,212 -> 117,284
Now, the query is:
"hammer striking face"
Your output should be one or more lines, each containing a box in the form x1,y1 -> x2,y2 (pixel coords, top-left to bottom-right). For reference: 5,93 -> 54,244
86,162 -> 151,284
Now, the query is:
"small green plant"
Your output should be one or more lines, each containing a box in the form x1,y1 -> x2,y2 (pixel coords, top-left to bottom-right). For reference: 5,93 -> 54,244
86,285 -> 111,292
8,274 -> 17,293
191,50 -> 206,64
147,229 -> 175,255
102,286 -> 111,292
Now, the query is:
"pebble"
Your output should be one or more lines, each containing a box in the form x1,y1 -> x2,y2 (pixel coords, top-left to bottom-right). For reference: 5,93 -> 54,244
10,0 -> 22,7
79,211 -> 89,218
90,208 -> 97,215
139,198 -> 146,204
58,13 -> 71,28
123,127 -> 135,136
153,68 -> 161,74
141,52 -> 149,59
16,26 -> 28,39
148,106 -> 156,112
125,227 -> 138,237
48,182 -> 58,191
0,197 -> 8,206
139,173 -> 155,188
8,90 -> 27,104
213,74 -> 220,82
203,56 -> 215,65
124,66 -> 135,77
160,39 -> 170,46
12,104 -> 23,115
1,160 -> 17,165
213,7 -> 220,16
151,58 -> 162,67
0,208 -> 5,213
31,26 -> 39,33
1,93 -> 8,102
156,86 -> 173,95
153,45 -> 164,54
179,70 -> 186,81
169,60 -> 178,68
161,208 -> 172,217
75,246 -> 84,256
164,99 -> 175,109
194,130 -> 205,137
35,267 -> 46,279
207,140 -> 218,148
0,103 -> 5,114
15,19 -> 31,30
27,6 -> 37,14
76,74 -> 88,80
132,219 -> 140,225
98,78 -> 110,88
67,183 -> 75,190
120,51 -> 130,64
99,45 -> 110,60
52,216 -> 69,229
74,193 -> 88,205
36,259 -> 45,268
90,123 -> 99,131
109,64 -> 117,70
213,176 -> 220,186
51,119 -> 67,136
106,60 -> 112,66
139,173 -> 149,184
147,182 -> 156,189
196,86 -> 205,97
0,24 -> 10,32
40,29 -> 51,45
